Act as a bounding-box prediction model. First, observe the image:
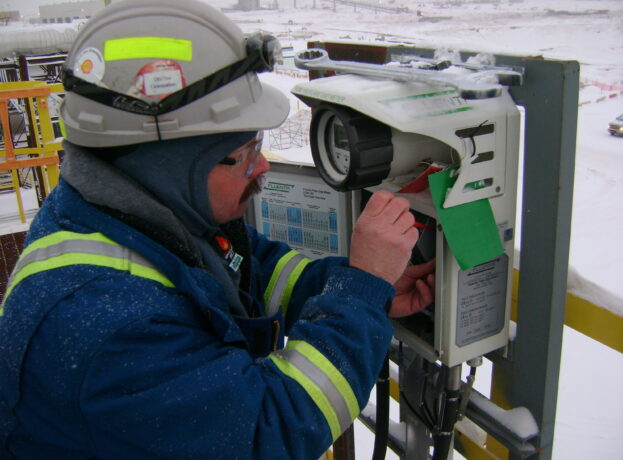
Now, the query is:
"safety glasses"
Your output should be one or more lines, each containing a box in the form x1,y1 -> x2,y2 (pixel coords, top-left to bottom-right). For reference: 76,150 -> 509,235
218,131 -> 264,178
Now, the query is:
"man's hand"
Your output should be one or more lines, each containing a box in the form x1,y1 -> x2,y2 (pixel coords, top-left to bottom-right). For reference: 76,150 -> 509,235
349,190 -> 419,285
389,259 -> 435,318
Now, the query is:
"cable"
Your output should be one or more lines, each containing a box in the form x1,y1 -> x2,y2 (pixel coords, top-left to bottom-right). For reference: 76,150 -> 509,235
431,387 -> 461,460
468,119 -> 489,157
154,114 -> 162,141
371,355 -> 390,460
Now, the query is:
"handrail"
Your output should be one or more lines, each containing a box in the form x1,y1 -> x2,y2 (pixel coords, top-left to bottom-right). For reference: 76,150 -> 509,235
0,81 -> 63,223
511,269 -> 622,353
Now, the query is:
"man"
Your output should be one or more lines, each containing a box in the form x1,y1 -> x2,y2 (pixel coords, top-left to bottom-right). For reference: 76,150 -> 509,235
0,0 -> 434,458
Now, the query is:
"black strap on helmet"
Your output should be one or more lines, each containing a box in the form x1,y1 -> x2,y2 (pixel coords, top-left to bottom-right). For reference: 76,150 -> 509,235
63,49 -> 266,117
62,33 -> 281,117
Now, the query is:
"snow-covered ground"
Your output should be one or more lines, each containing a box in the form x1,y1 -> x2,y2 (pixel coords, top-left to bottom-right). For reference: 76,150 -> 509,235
1,0 -> 622,458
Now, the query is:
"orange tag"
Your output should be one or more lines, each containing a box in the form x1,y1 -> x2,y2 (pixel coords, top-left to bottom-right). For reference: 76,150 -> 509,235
398,163 -> 444,194
215,236 -> 231,252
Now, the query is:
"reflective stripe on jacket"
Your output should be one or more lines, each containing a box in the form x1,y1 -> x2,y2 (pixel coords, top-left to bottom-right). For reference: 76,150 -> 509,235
269,340 -> 359,441
1,231 -> 173,315
1,232 -> 311,359
264,250 -> 312,318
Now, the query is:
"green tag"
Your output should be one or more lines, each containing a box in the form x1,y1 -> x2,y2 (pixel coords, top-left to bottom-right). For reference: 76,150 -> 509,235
428,168 -> 504,270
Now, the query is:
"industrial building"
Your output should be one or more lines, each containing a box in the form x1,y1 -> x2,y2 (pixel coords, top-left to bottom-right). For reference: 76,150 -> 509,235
39,0 -> 103,24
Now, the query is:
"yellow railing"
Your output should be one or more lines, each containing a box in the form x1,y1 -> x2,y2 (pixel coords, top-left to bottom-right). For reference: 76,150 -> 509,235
510,269 -> 623,353
0,81 -> 64,223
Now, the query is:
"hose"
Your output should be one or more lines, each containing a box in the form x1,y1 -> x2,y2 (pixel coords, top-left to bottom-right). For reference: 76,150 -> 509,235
431,387 -> 461,460
371,355 -> 390,460
431,361 -> 462,460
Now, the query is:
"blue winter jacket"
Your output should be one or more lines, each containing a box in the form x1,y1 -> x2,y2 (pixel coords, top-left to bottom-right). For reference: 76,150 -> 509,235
0,180 -> 395,459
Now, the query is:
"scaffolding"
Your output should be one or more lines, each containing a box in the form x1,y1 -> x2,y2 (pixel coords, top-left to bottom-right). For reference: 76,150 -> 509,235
0,81 -> 63,223
267,108 -> 311,150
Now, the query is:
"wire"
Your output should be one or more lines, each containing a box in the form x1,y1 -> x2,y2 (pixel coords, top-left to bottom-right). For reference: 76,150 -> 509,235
400,389 -> 435,430
372,356 -> 390,460
154,114 -> 162,141
468,120 -> 489,157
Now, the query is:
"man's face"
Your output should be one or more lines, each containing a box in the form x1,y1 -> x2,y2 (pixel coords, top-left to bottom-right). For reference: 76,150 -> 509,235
207,136 -> 269,224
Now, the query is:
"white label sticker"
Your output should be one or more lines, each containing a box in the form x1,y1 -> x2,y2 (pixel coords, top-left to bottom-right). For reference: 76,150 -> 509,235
456,255 -> 508,347
133,60 -> 186,99
73,47 -> 105,84
142,69 -> 184,97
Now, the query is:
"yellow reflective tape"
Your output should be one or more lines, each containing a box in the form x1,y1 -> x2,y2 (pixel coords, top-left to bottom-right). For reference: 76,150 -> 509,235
0,252 -> 174,316
19,231 -> 118,259
268,354 -> 342,441
281,257 -> 311,319
128,264 -> 175,288
2,253 -> 122,314
104,37 -> 193,62
264,250 -> 299,307
286,340 -> 359,420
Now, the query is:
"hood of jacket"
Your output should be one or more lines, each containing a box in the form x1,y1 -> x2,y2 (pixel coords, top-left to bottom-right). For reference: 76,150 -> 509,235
61,133 -> 256,317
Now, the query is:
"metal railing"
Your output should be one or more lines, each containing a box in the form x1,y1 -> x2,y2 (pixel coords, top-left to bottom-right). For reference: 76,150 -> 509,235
0,81 -> 63,223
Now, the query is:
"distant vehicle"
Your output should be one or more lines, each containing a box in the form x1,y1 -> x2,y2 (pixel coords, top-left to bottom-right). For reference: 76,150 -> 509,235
608,114 -> 623,136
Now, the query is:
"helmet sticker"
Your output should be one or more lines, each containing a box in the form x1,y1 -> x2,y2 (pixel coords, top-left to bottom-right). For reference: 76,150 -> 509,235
132,60 -> 186,99
104,37 -> 193,62
73,47 -> 105,84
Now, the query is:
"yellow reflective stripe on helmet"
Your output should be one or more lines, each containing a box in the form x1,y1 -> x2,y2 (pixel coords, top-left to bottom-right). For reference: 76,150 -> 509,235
268,340 -> 360,442
104,37 -> 193,61
264,250 -> 311,318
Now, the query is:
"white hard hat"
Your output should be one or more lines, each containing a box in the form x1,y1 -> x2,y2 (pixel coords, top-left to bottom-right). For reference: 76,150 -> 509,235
61,0 -> 290,147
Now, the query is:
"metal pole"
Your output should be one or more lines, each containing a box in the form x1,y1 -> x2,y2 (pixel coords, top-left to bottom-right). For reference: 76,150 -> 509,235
401,354 -> 432,460
507,58 -> 579,460
333,425 -> 356,460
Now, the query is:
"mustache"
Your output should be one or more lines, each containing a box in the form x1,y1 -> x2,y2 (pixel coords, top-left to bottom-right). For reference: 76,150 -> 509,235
239,175 -> 265,203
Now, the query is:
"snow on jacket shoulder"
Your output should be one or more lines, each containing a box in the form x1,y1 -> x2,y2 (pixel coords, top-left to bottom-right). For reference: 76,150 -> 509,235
0,180 -> 395,459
